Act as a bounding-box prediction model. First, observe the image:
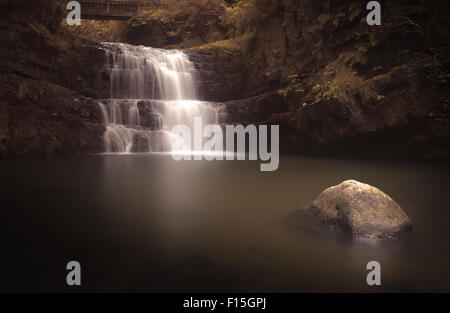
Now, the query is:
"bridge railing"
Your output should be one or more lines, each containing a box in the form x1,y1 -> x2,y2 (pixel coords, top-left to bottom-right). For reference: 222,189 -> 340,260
78,0 -> 153,19
79,0 -> 152,9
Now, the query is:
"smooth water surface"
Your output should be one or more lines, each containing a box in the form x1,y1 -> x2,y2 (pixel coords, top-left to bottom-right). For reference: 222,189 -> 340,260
1,154 -> 449,292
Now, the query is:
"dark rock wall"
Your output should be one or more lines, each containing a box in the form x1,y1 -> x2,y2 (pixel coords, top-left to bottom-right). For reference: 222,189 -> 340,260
0,0 -> 106,157
186,42 -> 248,102
215,0 -> 450,159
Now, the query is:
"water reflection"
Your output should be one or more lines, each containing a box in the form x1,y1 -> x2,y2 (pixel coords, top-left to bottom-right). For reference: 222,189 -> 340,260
1,155 -> 449,292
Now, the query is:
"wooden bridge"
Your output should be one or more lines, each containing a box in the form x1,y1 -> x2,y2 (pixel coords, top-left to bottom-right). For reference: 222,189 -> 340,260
79,0 -> 150,20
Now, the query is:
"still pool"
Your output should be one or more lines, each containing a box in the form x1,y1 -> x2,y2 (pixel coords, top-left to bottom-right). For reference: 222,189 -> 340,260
1,154 -> 449,292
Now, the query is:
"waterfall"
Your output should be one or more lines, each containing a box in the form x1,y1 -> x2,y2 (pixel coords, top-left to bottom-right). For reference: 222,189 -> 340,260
98,42 -> 225,153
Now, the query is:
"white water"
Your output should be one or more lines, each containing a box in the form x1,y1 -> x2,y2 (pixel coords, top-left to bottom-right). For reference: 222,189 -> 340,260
98,43 -> 225,153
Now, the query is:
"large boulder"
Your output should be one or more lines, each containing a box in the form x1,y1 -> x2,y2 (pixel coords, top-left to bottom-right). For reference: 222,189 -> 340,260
305,180 -> 412,240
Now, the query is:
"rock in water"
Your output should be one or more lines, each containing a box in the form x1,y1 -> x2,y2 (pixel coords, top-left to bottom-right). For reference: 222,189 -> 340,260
305,180 -> 412,240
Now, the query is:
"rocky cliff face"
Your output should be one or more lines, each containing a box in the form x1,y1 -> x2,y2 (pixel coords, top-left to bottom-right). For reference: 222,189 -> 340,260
1,0 -> 449,160
262,0 -> 450,159
186,40 -> 248,102
0,0 -> 106,157
197,0 -> 450,159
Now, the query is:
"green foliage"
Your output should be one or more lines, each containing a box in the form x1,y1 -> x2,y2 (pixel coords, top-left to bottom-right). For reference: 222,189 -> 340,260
126,0 -> 232,47
229,0 -> 281,35
144,0 -> 229,30
62,20 -> 127,43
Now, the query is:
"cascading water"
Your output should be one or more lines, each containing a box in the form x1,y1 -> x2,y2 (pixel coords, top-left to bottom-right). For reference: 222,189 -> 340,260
98,42 -> 225,153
